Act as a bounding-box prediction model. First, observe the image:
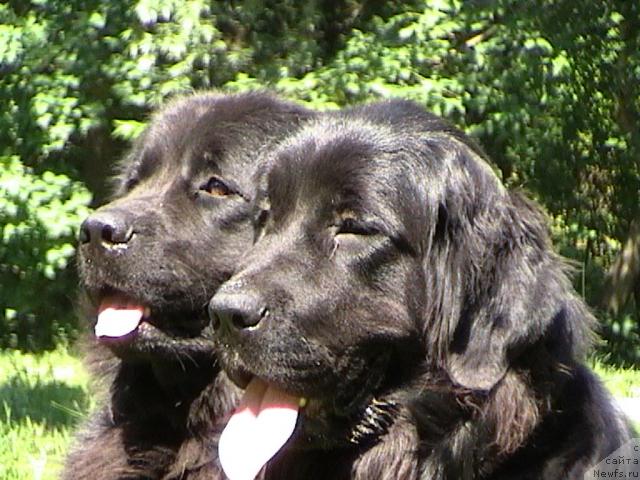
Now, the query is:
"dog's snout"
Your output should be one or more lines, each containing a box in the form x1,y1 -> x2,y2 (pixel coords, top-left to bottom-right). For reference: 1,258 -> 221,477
209,291 -> 269,333
79,211 -> 134,247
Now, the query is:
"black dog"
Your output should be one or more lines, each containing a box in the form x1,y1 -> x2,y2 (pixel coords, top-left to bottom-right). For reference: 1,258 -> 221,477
63,92 -> 312,479
209,100 -> 633,479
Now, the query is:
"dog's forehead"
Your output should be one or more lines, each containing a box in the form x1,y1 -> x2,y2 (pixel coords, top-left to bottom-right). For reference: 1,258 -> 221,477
268,120 -> 405,216
127,106 -> 257,185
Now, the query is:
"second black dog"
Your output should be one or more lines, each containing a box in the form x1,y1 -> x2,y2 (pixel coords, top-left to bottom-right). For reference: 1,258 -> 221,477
209,101 -> 633,480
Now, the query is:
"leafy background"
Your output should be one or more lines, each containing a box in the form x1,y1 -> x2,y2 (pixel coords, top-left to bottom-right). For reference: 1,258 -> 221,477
1,0 -> 639,363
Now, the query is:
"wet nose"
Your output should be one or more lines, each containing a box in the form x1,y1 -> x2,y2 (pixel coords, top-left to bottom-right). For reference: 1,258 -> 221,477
79,210 -> 134,247
208,290 -> 269,332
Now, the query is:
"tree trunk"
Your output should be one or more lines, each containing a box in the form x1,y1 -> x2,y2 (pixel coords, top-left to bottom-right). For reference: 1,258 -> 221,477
603,219 -> 640,314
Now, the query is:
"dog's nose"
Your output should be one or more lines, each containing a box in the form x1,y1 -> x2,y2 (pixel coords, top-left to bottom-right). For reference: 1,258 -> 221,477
208,291 -> 269,332
79,211 -> 134,247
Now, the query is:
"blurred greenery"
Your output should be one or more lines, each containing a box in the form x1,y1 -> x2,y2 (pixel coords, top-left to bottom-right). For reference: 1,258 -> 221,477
0,0 -> 638,362
0,348 -> 91,479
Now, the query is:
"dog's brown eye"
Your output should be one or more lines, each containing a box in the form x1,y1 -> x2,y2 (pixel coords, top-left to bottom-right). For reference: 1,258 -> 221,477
200,176 -> 233,197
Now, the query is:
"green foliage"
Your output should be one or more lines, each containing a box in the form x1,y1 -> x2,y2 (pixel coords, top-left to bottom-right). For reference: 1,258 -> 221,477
0,348 -> 91,479
264,2 -> 469,115
0,0 -> 638,360
592,358 -> 640,399
0,156 -> 92,349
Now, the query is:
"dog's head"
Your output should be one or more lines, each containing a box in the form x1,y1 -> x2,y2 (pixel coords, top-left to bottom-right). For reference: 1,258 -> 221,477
209,101 -> 593,477
78,92 -> 311,362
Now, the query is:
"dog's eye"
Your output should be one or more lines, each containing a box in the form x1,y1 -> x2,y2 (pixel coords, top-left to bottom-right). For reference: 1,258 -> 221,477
200,176 -> 234,197
336,218 -> 378,236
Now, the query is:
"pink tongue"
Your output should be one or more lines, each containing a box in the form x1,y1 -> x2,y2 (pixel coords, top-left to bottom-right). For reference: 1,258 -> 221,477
219,377 -> 300,480
94,300 -> 144,338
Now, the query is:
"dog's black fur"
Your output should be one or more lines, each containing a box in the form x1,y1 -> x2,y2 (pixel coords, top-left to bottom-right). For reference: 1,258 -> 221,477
63,92 -> 312,479
209,100 -> 633,479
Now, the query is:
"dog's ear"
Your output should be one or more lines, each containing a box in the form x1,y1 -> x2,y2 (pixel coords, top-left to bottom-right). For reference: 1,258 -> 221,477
420,142 -> 586,391
448,193 -> 557,391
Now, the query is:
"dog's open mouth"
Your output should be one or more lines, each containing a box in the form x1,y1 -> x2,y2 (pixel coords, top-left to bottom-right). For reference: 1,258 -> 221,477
94,295 -> 150,339
90,290 -> 216,361
218,371 -> 399,480
219,376 -> 308,480
214,339 -> 403,478
218,359 -> 397,480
